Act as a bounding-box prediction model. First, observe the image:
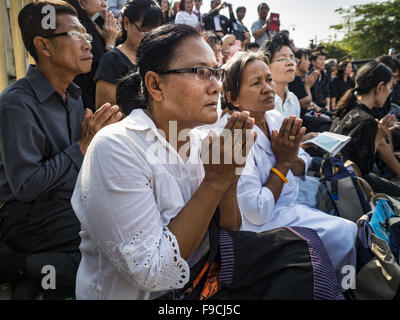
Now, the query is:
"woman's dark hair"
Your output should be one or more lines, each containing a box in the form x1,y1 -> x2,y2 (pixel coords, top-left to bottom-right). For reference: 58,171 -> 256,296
335,60 -> 351,80
376,55 -> 400,74
18,0 -> 77,61
156,0 -> 170,22
262,32 -> 291,61
117,0 -> 164,45
221,51 -> 269,111
116,24 -> 201,115
335,61 -> 393,117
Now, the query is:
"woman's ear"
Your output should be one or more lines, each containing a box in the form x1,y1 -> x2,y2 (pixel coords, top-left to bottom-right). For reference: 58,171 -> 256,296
376,81 -> 385,94
77,0 -> 87,10
123,16 -> 130,32
145,71 -> 164,102
226,91 -> 240,107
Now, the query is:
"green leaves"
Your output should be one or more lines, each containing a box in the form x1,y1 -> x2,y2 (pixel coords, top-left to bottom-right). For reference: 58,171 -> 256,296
329,1 -> 400,59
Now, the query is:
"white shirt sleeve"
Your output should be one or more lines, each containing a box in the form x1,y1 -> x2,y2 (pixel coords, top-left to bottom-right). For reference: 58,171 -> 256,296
237,153 -> 278,226
72,132 -> 190,292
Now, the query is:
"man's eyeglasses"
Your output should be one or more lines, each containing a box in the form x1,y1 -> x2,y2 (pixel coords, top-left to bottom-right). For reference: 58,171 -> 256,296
273,57 -> 300,65
43,31 -> 93,44
158,66 -> 225,82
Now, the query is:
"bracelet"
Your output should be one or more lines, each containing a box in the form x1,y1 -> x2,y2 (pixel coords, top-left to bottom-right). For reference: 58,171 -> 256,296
271,168 -> 288,183
105,45 -> 114,50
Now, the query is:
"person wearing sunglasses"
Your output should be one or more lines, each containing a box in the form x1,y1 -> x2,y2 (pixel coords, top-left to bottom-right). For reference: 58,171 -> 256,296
95,0 -> 163,111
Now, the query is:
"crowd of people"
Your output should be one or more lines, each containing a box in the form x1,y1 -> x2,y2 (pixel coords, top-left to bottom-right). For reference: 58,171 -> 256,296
1,0 -> 400,300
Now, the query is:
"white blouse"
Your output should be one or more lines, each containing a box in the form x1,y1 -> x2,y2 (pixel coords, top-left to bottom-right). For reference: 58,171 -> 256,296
175,11 -> 200,29
274,88 -> 301,118
71,109 -> 209,300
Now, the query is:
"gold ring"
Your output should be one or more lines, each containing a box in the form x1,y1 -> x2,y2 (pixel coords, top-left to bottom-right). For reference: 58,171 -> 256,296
288,136 -> 296,141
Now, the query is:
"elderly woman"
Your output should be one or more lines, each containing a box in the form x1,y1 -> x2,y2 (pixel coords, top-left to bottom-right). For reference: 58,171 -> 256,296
221,51 -> 358,284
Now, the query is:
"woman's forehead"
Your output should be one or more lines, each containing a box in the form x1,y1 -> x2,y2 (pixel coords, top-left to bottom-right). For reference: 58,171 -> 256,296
172,37 -> 218,68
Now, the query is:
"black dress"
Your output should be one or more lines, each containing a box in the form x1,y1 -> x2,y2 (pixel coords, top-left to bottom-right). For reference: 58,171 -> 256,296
330,102 -> 400,196
330,103 -> 377,175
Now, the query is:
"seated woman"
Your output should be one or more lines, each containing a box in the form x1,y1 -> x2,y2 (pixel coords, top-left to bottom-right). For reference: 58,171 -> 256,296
71,24 -> 343,300
174,0 -> 200,31
330,61 -> 400,196
95,0 -> 163,110
221,51 -> 357,282
330,61 -> 355,111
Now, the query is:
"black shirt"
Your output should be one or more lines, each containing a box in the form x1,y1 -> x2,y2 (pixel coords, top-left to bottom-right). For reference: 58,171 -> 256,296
311,70 -> 331,108
289,75 -> 308,100
95,48 -> 137,85
330,76 -> 355,102
0,65 -> 84,203
330,103 -> 377,175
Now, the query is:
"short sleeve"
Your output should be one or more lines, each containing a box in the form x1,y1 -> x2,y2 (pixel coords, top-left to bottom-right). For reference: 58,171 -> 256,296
95,50 -> 128,85
289,76 -> 307,100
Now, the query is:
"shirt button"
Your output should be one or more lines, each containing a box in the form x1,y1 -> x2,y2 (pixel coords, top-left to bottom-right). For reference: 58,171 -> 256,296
122,246 -> 130,254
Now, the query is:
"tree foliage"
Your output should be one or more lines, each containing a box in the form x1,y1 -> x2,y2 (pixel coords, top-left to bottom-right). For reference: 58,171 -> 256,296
330,1 -> 400,60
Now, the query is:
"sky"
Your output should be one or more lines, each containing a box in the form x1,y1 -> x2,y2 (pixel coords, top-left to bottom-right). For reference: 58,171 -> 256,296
201,0 -> 387,48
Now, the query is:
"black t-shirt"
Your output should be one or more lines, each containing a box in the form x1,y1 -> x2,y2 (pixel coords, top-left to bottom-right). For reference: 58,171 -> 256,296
330,76 -> 355,102
95,48 -> 137,85
330,103 -> 377,175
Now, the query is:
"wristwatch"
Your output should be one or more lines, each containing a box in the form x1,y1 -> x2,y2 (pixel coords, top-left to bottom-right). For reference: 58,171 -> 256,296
105,45 -> 115,51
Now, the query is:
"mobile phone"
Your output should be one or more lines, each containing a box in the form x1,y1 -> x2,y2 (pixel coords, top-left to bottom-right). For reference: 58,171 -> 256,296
268,12 -> 280,32
91,12 -> 104,28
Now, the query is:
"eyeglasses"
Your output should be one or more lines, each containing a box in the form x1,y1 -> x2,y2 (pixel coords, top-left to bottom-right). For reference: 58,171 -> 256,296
273,57 -> 300,64
158,66 -> 226,82
43,31 -> 93,44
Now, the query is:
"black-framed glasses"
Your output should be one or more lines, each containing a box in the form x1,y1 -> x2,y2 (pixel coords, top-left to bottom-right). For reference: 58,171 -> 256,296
158,66 -> 225,82
43,31 -> 93,44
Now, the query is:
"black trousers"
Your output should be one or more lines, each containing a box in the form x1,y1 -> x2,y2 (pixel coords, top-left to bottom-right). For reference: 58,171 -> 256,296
0,195 -> 81,297
364,172 -> 400,197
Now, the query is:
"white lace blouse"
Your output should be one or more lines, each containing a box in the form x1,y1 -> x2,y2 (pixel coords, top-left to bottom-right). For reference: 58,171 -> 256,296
71,109 -> 209,300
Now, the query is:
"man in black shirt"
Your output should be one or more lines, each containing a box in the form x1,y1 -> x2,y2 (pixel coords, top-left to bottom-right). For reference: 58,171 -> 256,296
310,51 -> 331,111
0,0 -> 122,299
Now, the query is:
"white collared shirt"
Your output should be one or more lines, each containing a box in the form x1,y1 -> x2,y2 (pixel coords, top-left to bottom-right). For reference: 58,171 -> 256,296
71,109 -> 209,300
274,88 -> 301,118
175,11 -> 200,29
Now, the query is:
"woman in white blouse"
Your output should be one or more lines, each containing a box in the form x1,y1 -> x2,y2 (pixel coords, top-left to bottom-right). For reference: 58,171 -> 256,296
174,0 -> 200,30
221,51 -> 357,284
71,24 -> 255,299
